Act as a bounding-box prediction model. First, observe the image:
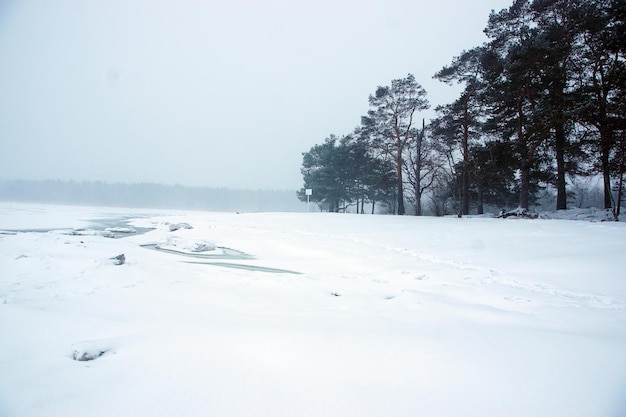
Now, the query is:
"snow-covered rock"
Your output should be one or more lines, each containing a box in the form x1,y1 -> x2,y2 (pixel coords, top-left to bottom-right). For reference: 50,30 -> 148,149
168,222 -> 193,232
155,236 -> 217,253
110,253 -> 125,265
497,207 -> 538,219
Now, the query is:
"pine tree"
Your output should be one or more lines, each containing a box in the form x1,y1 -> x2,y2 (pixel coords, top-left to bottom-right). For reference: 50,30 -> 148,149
571,0 -> 626,211
361,74 -> 429,215
434,47 -> 489,215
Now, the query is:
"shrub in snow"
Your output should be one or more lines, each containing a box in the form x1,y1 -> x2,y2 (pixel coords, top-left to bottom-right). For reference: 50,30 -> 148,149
71,341 -> 109,361
72,349 -> 107,361
70,337 -> 128,362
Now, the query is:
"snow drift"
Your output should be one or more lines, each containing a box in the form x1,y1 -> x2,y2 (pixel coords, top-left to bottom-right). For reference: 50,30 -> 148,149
0,202 -> 624,417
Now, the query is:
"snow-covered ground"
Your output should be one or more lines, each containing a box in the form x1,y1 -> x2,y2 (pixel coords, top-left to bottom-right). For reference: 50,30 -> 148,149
0,202 -> 625,417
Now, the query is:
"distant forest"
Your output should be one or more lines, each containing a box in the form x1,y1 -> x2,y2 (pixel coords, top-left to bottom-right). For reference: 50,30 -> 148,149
0,180 -> 305,212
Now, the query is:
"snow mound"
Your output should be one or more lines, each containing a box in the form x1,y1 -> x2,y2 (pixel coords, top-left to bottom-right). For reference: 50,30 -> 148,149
71,339 -> 114,361
538,207 -> 616,222
105,227 -> 137,234
497,207 -> 538,219
156,236 -> 217,253
168,222 -> 193,232
67,227 -> 136,238
70,336 -> 134,361
492,207 -> 619,222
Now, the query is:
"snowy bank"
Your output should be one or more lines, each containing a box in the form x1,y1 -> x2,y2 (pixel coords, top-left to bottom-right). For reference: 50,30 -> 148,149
0,203 -> 625,417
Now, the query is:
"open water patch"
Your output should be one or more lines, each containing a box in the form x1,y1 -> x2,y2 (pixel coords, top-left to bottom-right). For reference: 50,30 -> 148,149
2,216 -> 155,238
183,261 -> 300,274
87,216 -> 155,238
141,244 -> 300,274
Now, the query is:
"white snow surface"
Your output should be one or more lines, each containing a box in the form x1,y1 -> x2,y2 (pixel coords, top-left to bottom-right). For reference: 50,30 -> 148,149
0,202 -> 625,417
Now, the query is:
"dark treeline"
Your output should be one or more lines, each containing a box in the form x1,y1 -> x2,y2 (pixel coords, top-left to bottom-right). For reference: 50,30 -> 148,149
299,0 -> 625,218
0,180 -> 304,212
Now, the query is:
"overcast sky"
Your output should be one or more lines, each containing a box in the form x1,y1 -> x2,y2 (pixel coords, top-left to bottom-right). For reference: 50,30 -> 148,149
0,0 -> 513,190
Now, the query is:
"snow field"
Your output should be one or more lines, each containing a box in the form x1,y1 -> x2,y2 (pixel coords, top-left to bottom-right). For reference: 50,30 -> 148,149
0,203 -> 625,417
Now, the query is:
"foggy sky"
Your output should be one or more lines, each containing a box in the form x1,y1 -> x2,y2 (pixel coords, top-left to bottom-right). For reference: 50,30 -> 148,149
0,0 -> 512,190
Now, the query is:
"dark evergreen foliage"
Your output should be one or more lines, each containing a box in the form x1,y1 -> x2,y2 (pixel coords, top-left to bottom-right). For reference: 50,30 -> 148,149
360,74 -> 430,215
298,135 -> 396,212
299,0 -> 625,217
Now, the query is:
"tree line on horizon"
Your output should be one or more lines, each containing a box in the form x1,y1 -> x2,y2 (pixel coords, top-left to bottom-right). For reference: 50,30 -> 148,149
0,180 -> 303,212
298,0 -> 625,218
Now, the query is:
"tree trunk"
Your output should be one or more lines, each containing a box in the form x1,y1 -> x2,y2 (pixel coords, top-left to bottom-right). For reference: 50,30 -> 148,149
414,121 -> 424,216
415,190 -> 422,216
414,160 -> 422,216
329,198 -> 339,213
396,156 -> 405,215
616,137 -> 624,217
517,102 -> 530,210
519,158 -> 530,210
555,122 -> 567,210
600,127 -> 613,210
594,74 -> 614,210
461,105 -> 470,215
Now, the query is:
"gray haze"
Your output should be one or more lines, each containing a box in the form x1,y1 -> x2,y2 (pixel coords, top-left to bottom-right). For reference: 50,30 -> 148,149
0,0 -> 512,190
